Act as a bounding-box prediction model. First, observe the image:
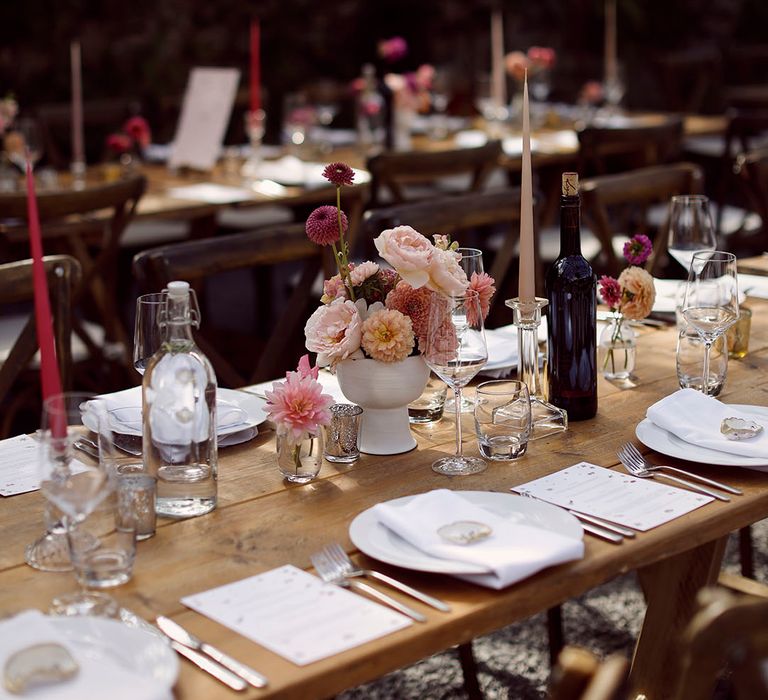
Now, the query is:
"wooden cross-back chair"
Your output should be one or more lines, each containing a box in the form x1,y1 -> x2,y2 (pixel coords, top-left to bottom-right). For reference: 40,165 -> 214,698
0,255 -> 80,437
579,162 -> 705,277
0,174 -> 147,365
577,117 -> 685,178
365,140 -> 504,208
548,646 -> 629,700
734,146 -> 768,241
132,223 -> 323,388
360,186 -> 538,324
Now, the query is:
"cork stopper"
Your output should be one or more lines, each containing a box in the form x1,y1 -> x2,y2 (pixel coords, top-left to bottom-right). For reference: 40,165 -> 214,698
562,172 -> 579,196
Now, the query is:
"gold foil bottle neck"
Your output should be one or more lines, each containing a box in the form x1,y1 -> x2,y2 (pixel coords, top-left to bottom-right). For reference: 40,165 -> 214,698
562,172 -> 579,196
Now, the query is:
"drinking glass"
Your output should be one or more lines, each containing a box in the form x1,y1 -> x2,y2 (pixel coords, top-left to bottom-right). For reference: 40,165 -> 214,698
667,195 -> 717,274
682,251 -> 739,396
38,393 -> 119,616
133,292 -> 166,375
4,116 -> 44,171
423,290 -> 488,475
474,380 -> 531,460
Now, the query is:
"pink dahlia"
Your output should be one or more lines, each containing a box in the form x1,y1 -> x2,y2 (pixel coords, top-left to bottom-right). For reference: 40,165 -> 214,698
599,275 -> 622,309
361,309 -> 414,363
385,280 -> 434,340
306,205 -> 347,246
623,234 -> 653,266
468,272 -> 496,323
322,162 -> 356,187
123,116 -> 151,148
265,368 -> 333,443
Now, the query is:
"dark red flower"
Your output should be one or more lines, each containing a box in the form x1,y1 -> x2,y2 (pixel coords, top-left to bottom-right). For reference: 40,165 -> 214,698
105,133 -> 131,154
322,162 -> 355,187
306,205 -> 347,246
123,116 -> 151,148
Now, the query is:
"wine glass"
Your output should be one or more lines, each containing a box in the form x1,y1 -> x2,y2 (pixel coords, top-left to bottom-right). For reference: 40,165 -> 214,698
667,195 -> 717,274
682,251 -> 739,396
133,292 -> 167,375
4,116 -> 44,171
423,290 -> 488,475
38,392 -> 118,616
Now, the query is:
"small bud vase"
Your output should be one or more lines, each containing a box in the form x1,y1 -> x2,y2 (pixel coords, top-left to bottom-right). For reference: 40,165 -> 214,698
599,313 -> 637,381
276,433 -> 323,484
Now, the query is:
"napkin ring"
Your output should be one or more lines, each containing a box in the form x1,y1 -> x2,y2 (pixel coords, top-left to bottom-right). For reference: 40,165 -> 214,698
720,417 -> 764,441
437,521 -> 492,545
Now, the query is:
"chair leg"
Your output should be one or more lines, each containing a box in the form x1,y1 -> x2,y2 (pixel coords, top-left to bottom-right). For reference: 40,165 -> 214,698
739,526 -> 754,579
547,605 -> 565,667
457,642 -> 483,700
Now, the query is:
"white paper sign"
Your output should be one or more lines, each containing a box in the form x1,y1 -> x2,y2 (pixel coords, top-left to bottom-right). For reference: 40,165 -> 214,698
514,461 -> 713,531
182,564 -> 412,666
169,67 -> 240,171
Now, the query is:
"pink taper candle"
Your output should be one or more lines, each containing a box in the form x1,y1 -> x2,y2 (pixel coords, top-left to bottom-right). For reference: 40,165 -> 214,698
26,160 -> 65,436
250,20 -> 261,114
518,71 -> 535,302
604,0 -> 618,85
70,41 -> 85,166
490,9 -> 506,108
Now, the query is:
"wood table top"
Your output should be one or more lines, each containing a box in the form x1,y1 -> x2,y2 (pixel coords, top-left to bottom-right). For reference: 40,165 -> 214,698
1,296 -> 767,699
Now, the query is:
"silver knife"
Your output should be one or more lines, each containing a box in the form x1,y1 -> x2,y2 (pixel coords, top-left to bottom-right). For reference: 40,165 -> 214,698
157,615 -> 269,689
169,640 -> 247,691
579,521 -> 624,544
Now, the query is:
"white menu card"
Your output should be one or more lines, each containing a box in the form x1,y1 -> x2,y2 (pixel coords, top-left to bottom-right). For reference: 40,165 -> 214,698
514,462 -> 713,531
0,434 -> 89,496
181,564 -> 412,666
169,67 -> 240,171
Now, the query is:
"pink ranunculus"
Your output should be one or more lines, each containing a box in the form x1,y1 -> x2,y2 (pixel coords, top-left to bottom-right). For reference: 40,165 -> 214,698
374,226 -> 434,289
349,261 -> 379,286
426,247 -> 469,297
618,267 -> 656,320
264,369 -> 333,443
467,272 -> 496,324
304,298 -> 362,367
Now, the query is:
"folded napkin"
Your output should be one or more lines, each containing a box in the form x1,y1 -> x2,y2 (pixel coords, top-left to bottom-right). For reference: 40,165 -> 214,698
0,610 -> 169,700
647,388 -> 768,458
85,386 -> 247,436
372,490 -> 584,590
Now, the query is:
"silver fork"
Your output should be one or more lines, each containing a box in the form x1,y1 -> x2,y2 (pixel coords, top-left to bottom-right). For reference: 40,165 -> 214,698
310,550 -> 427,623
321,543 -> 450,612
616,447 -> 731,501
619,443 -> 742,495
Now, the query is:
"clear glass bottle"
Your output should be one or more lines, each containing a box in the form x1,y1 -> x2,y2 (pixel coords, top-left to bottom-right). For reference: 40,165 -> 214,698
142,281 -> 217,518
356,63 -> 385,150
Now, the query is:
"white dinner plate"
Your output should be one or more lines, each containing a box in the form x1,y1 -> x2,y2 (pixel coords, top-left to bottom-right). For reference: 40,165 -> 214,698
50,615 -> 179,693
636,404 -> 768,471
349,491 -> 582,575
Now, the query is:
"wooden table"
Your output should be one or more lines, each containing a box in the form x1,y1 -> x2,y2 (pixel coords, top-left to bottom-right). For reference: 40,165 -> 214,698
738,254 -> 768,276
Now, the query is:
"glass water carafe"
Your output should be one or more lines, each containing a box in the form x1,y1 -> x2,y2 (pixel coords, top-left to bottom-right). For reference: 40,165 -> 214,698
142,281 -> 217,518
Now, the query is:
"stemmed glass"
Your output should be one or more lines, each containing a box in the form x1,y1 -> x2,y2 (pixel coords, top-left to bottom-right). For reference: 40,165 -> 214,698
38,393 -> 118,615
667,195 -> 717,274
423,290 -> 488,475
682,251 -> 739,396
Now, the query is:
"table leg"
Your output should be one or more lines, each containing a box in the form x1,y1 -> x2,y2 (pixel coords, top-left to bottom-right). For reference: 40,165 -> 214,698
629,536 -> 727,700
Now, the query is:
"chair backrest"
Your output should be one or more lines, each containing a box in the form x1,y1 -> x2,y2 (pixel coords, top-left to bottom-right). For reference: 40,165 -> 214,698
0,174 -> 146,350
577,117 -> 685,177
361,186 -> 538,322
653,46 -> 723,113
579,162 -> 705,276
366,141 -> 504,207
673,587 -> 768,700
0,255 -> 81,436
132,223 -> 323,387
735,146 -> 768,231
548,646 -> 629,700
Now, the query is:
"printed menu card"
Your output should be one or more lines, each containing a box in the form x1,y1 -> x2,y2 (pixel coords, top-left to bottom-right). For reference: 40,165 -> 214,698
514,462 -> 713,531
182,564 -> 412,665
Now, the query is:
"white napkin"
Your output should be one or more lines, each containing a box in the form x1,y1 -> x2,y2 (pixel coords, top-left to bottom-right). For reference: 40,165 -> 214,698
0,610 -> 169,700
85,386 -> 247,436
372,490 -> 584,590
647,388 -> 768,458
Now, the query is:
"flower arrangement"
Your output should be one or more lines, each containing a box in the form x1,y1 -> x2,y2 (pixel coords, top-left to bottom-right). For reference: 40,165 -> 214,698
384,64 -> 435,114
0,94 -> 18,134
303,162 -> 496,368
105,116 -> 151,158
505,46 -> 557,81
598,234 -> 656,376
265,355 -> 333,445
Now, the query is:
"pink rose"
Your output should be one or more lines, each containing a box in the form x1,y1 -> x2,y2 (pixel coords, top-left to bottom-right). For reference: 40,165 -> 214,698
304,299 -> 362,367
426,247 -> 469,297
349,261 -> 379,286
374,226 -> 433,289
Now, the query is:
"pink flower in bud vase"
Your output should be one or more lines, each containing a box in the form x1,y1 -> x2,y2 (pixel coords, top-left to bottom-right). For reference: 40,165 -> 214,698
106,132 -> 132,154
306,205 -> 347,246
618,267 -> 656,320
579,81 -> 604,106
378,36 -> 408,63
296,353 -> 319,380
527,46 -> 556,70
123,116 -> 151,148
265,361 -> 333,443
505,51 -> 529,81
623,234 -> 653,266
599,275 -> 622,309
